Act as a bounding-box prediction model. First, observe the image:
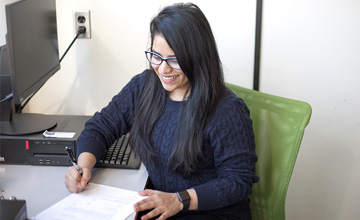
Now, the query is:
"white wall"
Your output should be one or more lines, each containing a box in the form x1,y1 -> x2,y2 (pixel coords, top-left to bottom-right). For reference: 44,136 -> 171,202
2,0 -> 359,219
260,0 -> 360,219
0,0 -> 256,115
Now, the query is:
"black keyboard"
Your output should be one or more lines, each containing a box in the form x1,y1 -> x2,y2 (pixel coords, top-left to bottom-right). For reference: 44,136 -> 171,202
95,134 -> 141,169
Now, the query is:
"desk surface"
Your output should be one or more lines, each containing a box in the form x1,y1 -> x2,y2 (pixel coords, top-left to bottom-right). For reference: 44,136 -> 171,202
0,164 -> 148,219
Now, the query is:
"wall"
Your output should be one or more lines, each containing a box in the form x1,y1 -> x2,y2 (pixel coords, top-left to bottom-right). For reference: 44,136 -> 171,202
260,0 -> 360,219
0,0 -> 256,115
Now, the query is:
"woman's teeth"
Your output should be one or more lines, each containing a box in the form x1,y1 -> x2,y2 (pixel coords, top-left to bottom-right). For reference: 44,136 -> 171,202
163,75 -> 177,80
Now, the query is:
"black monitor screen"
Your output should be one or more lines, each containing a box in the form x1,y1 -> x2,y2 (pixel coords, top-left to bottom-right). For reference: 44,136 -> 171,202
6,0 -> 60,105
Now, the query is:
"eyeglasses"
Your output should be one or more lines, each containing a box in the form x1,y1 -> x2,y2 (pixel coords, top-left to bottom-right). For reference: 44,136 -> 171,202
145,50 -> 181,70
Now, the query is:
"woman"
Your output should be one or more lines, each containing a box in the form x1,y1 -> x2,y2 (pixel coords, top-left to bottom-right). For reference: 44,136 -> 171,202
64,3 -> 258,220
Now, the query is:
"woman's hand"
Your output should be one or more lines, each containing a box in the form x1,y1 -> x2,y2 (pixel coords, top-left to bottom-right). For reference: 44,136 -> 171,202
64,166 -> 91,193
134,189 -> 183,220
64,152 -> 96,193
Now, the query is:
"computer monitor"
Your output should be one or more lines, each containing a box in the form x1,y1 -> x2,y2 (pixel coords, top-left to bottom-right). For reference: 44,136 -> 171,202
0,0 -> 60,135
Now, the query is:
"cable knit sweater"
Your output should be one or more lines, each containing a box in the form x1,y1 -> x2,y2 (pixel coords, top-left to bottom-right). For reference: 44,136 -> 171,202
77,70 -> 258,213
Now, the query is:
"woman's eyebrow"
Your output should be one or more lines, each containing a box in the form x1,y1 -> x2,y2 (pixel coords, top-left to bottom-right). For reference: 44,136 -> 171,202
151,49 -> 161,55
152,49 -> 176,58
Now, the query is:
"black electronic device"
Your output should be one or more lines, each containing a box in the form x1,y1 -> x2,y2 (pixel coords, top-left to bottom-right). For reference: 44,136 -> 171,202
96,134 -> 141,169
0,45 -> 12,121
0,115 -> 90,166
0,199 -> 27,220
0,115 -> 141,169
177,190 -> 191,210
0,0 -> 60,135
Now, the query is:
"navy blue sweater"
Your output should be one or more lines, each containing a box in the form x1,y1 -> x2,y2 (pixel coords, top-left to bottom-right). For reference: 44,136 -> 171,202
77,70 -> 258,212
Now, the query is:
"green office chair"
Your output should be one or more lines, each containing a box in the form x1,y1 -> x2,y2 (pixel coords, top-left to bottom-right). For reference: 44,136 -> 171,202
226,83 -> 312,220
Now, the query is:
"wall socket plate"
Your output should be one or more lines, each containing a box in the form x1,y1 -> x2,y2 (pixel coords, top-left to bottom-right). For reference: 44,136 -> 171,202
74,10 -> 91,39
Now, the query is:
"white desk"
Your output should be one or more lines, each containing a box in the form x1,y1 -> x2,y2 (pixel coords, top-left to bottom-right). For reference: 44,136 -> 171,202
0,164 -> 148,219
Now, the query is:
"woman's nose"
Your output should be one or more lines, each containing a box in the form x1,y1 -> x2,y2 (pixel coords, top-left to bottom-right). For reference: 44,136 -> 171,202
158,60 -> 172,74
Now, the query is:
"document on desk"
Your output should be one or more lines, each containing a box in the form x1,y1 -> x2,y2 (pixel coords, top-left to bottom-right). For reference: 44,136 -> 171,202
35,183 -> 146,220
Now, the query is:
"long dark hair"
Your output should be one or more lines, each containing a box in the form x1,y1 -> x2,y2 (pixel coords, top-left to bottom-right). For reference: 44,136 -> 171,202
130,3 -> 225,177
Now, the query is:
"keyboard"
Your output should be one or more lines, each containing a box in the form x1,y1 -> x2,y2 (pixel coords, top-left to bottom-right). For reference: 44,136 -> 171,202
95,134 -> 141,169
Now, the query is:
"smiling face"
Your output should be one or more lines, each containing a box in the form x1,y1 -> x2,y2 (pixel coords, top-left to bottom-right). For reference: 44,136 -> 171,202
151,34 -> 190,101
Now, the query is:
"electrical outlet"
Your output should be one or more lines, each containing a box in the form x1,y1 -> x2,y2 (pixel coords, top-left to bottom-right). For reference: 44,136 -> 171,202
74,10 -> 91,39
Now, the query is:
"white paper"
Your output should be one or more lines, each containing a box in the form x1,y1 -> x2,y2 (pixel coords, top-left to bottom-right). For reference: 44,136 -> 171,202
35,183 -> 146,220
43,130 -> 76,138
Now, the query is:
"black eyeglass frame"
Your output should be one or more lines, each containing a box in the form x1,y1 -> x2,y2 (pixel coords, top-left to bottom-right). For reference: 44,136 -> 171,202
145,50 -> 181,70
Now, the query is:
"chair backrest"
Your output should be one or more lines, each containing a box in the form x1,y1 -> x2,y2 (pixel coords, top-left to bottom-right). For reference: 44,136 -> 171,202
226,83 -> 312,220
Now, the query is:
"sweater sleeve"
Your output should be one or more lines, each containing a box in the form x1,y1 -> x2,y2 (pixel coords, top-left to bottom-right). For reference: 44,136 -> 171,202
193,94 -> 259,210
76,71 -> 147,161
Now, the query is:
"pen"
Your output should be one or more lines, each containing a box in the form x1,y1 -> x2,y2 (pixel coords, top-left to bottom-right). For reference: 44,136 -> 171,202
65,147 -> 83,176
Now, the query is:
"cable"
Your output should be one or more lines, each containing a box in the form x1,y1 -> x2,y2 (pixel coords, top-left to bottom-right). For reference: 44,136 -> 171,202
59,26 -> 86,63
0,93 -> 13,103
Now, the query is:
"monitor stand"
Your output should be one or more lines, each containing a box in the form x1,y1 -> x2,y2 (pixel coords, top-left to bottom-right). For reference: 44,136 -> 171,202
0,113 -> 57,136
